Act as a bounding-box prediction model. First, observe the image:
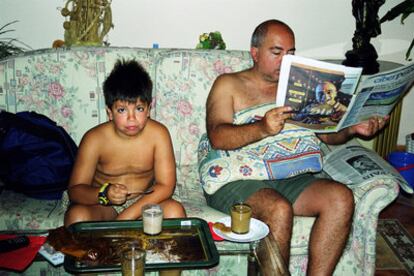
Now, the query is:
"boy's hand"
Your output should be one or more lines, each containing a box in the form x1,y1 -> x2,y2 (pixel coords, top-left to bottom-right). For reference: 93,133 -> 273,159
107,183 -> 128,205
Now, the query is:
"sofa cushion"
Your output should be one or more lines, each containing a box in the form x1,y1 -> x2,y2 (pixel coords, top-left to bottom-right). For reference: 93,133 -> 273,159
0,189 -> 65,230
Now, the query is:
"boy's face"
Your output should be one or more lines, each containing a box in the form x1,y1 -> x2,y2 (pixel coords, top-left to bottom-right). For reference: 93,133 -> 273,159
106,98 -> 150,137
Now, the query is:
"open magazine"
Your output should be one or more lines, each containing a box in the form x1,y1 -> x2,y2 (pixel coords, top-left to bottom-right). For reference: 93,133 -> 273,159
323,143 -> 413,194
276,55 -> 414,132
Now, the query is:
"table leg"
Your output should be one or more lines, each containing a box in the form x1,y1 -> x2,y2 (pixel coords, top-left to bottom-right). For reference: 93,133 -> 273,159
251,235 -> 289,276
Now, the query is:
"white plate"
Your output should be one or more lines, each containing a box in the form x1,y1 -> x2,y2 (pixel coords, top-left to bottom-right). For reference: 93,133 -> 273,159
213,217 -> 269,243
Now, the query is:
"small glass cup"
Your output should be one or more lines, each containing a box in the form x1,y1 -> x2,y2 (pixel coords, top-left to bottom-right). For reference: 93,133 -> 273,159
142,203 -> 163,235
121,243 -> 145,276
230,202 -> 252,234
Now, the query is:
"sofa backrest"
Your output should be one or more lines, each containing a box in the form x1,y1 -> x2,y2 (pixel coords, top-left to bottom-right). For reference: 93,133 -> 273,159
0,47 -> 252,169
0,47 -> 158,144
152,50 -> 252,168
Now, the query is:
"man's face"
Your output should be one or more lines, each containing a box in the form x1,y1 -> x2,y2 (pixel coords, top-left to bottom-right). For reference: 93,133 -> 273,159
106,98 -> 150,138
251,24 -> 296,83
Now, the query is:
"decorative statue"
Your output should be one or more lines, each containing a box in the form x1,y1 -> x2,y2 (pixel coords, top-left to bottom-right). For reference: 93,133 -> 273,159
60,0 -> 113,47
343,0 -> 385,74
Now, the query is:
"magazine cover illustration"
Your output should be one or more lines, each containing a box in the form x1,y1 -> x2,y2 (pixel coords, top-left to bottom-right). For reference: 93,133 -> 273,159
284,62 -> 353,129
276,55 -> 414,132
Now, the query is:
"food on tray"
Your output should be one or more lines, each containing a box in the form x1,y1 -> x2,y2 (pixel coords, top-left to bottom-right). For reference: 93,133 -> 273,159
46,226 -> 207,266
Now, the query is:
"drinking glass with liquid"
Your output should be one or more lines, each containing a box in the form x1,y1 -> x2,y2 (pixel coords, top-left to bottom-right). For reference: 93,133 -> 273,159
121,243 -> 145,276
230,202 -> 252,234
142,204 -> 163,235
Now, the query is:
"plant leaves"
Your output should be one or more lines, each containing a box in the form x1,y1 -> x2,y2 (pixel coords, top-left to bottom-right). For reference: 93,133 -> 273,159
406,37 -> 414,61
380,0 -> 414,23
0,20 -> 30,59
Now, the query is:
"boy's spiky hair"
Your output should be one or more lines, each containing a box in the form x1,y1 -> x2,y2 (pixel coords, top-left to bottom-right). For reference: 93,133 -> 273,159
103,59 -> 152,108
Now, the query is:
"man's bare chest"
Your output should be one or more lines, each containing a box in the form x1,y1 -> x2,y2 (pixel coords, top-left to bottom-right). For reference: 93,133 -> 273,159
235,89 -> 276,111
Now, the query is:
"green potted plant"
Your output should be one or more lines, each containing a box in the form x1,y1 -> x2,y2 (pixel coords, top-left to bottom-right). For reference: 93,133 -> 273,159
0,20 -> 29,59
380,0 -> 414,60
196,31 -> 226,50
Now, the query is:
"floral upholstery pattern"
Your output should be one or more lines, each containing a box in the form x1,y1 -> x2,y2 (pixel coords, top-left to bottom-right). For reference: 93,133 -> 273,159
0,47 -> 399,275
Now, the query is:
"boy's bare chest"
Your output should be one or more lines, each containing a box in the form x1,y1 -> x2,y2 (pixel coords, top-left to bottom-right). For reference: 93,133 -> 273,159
98,144 -> 154,176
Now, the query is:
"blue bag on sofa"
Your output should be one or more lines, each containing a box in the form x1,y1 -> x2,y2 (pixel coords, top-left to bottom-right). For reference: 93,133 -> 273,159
0,110 -> 77,200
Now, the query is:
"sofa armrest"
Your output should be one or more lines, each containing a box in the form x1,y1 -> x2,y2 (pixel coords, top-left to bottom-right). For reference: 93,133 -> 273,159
321,137 -> 400,220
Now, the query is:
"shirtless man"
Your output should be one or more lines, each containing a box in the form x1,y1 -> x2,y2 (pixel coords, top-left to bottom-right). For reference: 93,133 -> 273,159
204,19 -> 388,275
64,59 -> 186,227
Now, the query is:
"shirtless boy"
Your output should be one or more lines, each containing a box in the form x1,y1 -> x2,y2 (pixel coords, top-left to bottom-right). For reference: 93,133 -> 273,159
64,60 -> 186,227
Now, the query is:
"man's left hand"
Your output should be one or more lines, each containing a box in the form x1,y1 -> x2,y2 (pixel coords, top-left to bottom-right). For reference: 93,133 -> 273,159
351,115 -> 389,137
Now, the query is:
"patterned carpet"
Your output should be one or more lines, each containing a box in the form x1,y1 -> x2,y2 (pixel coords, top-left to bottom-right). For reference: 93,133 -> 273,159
377,219 -> 414,274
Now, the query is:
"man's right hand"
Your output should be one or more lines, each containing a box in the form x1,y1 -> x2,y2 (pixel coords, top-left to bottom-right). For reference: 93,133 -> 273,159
107,183 -> 128,205
261,106 -> 293,136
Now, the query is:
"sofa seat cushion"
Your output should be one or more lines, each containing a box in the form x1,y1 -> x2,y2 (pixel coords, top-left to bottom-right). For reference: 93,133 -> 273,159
0,189 -> 65,230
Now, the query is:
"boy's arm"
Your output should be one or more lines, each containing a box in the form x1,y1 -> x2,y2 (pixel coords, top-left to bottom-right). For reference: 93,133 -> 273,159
116,123 -> 177,220
67,129 -> 102,205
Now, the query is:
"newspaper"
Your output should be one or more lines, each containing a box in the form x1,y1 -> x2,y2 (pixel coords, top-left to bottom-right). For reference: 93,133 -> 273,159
323,144 -> 413,194
276,55 -> 414,132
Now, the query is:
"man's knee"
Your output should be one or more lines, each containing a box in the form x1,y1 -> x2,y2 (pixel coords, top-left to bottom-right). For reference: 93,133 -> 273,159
326,181 -> 355,218
335,183 -> 354,209
271,197 -> 294,220
249,189 -> 293,223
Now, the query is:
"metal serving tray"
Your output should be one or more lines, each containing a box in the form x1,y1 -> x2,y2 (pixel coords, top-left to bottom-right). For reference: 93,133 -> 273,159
64,217 -> 219,273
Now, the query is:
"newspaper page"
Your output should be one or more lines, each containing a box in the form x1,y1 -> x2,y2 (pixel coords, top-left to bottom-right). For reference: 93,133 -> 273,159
276,55 -> 414,133
323,144 -> 413,194
276,55 -> 362,132
340,62 -> 414,129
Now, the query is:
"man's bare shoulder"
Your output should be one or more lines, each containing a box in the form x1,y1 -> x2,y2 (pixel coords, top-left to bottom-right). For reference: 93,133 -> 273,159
213,69 -> 251,88
209,69 -> 253,102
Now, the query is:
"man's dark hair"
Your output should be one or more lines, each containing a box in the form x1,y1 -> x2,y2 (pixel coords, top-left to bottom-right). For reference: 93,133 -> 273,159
250,19 -> 293,48
103,59 -> 152,108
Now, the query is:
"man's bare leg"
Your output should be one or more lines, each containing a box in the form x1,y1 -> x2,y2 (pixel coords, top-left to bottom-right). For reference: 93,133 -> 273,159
246,188 -> 293,264
293,179 -> 354,275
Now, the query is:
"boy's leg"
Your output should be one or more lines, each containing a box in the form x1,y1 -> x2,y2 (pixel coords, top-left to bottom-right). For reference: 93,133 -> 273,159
64,204 -> 117,227
159,199 -> 187,218
62,190 -> 118,227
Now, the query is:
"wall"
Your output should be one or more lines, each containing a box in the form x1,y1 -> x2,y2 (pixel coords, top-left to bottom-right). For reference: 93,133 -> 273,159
1,0 -> 413,144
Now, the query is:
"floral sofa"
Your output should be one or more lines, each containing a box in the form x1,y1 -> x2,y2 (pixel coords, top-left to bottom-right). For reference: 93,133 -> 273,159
0,47 -> 399,275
